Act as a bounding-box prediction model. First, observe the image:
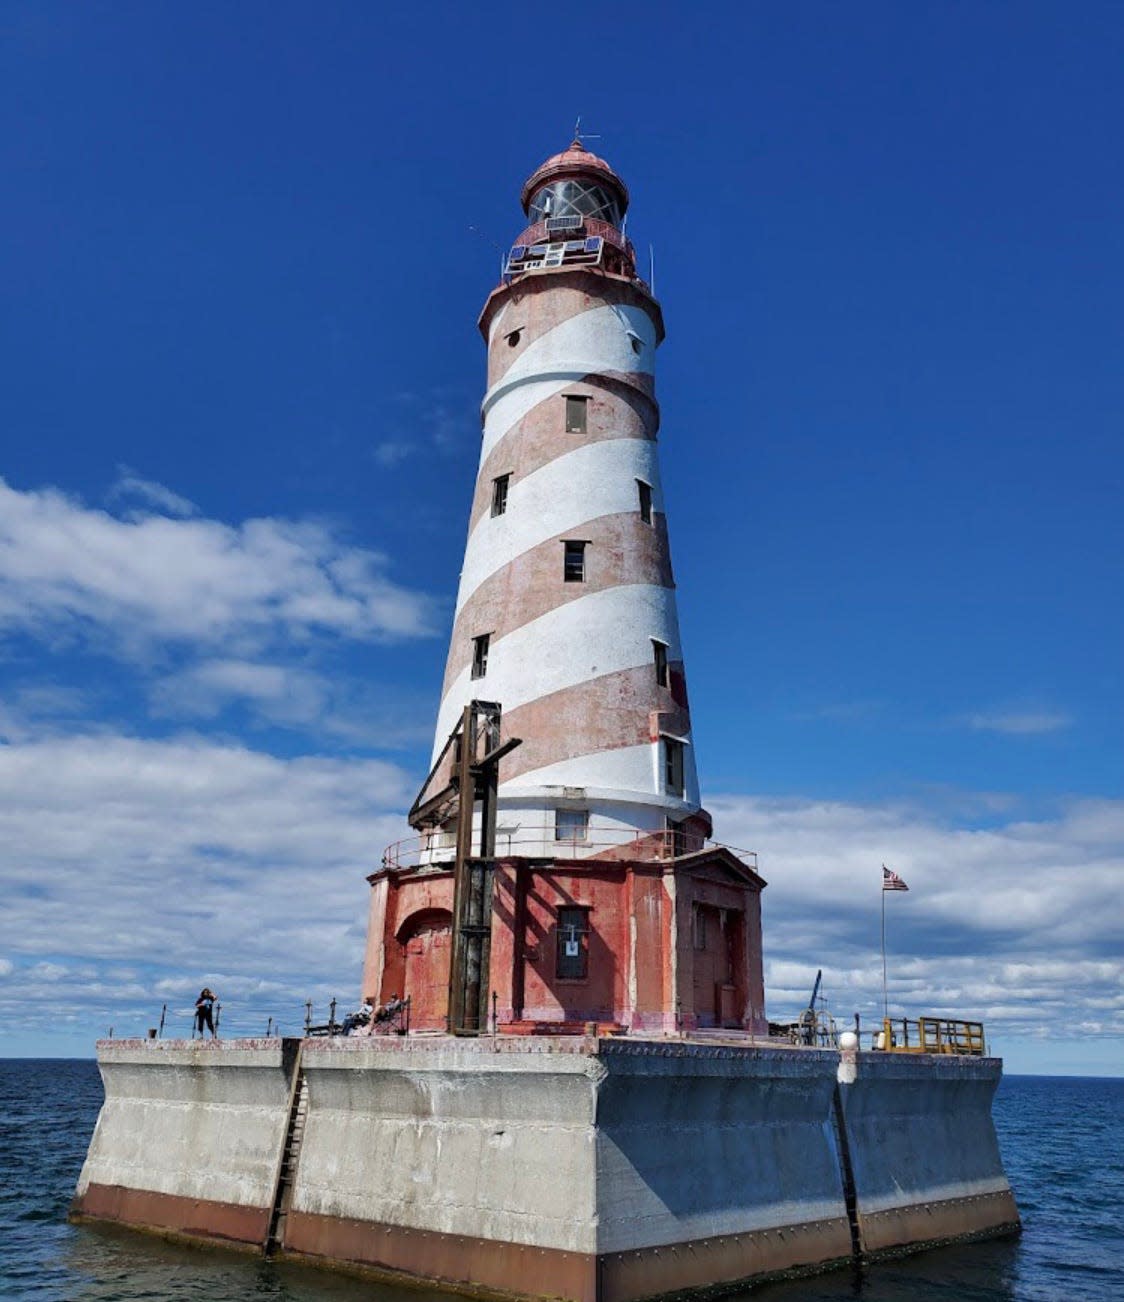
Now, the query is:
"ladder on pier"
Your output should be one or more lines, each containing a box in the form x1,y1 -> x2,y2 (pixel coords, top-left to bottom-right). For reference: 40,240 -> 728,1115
264,1048 -> 308,1255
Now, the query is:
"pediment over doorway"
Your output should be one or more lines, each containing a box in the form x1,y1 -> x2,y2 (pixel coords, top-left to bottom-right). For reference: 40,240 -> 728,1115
673,846 -> 767,893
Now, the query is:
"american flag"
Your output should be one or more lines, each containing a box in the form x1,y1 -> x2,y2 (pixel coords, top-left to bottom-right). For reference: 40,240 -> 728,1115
882,864 -> 909,891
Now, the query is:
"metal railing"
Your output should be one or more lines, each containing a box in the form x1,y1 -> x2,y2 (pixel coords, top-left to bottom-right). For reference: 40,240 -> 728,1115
878,1016 -> 987,1056
380,824 -> 758,873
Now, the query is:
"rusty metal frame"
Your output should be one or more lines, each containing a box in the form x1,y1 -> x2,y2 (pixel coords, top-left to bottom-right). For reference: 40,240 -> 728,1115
407,700 -> 520,1036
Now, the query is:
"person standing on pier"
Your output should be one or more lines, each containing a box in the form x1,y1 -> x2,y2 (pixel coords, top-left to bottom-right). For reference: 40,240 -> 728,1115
194,988 -> 216,1038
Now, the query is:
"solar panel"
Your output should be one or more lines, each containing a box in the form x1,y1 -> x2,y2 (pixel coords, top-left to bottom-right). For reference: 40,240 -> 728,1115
546,215 -> 583,232
584,237 -> 601,253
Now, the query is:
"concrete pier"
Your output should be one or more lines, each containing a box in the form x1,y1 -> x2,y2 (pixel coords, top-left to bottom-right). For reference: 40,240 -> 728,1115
73,1037 -> 297,1247
72,1035 -> 1018,1300
837,1050 -> 1019,1253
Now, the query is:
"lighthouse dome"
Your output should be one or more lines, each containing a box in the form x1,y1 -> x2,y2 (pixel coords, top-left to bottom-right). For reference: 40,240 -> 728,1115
520,140 -> 629,228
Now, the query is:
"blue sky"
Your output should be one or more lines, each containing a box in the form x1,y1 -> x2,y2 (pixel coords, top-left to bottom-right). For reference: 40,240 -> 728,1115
1,2 -> 1121,1073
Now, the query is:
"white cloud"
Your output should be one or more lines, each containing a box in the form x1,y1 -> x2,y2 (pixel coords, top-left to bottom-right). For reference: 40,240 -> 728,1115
0,732 -> 416,1041
0,476 -> 440,651
964,708 -> 1072,735
150,657 -> 433,746
108,467 -> 198,518
1,723 -> 1121,1059
710,792 -> 1124,1049
153,658 -> 327,718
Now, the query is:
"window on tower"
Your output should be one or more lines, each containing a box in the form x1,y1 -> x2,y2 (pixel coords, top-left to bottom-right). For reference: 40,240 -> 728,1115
555,808 -> 589,843
637,479 -> 653,524
663,737 -> 686,798
491,474 -> 510,517
652,639 -> 669,687
471,633 -> 490,679
565,395 -> 588,434
563,541 -> 587,582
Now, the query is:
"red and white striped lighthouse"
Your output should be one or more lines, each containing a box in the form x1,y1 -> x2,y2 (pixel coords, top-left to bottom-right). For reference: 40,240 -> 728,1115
433,140 -> 712,855
365,143 -> 765,1037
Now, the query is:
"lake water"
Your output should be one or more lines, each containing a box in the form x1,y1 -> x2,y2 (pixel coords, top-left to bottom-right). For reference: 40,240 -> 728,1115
1,1060 -> 1121,1301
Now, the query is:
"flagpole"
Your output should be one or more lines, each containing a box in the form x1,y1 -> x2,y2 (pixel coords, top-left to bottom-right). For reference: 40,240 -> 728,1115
881,870 -> 888,1021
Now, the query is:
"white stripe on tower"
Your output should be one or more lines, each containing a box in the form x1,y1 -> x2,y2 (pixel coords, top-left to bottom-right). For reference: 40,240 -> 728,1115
454,439 -> 665,611
432,142 -> 709,835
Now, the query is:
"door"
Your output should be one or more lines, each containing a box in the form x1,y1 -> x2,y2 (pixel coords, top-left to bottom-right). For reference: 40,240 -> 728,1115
398,909 -> 452,1030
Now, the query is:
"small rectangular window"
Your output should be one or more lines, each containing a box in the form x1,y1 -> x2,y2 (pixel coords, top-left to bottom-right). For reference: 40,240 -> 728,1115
471,633 -> 490,679
652,639 -> 669,688
556,905 -> 590,980
563,540 -> 587,582
664,737 -> 685,798
555,808 -> 589,843
491,473 -> 510,517
637,479 -> 653,524
565,395 -> 588,434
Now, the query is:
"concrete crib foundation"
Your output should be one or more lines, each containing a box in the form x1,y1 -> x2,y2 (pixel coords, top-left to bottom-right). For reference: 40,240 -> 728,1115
72,1035 -> 1019,1300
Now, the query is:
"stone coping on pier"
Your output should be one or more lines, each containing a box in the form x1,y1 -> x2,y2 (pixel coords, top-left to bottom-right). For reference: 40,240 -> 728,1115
95,1031 -> 1002,1067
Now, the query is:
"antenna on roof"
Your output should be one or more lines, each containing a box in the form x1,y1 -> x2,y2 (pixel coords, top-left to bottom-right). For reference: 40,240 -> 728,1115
573,115 -> 601,146
469,225 -> 507,281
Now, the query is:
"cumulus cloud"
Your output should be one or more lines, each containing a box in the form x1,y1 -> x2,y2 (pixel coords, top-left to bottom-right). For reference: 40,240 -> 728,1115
0,732 -> 415,1042
0,476 -> 440,652
150,657 -> 433,746
709,792 -> 1124,1048
1,724 -> 1120,1057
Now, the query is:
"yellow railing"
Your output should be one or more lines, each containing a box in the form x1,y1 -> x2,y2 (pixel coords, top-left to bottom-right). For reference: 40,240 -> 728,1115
878,1016 -> 986,1056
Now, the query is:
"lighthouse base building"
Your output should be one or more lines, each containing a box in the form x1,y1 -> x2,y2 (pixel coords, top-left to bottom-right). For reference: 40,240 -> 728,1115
72,140 -> 1019,1300
364,843 -> 766,1037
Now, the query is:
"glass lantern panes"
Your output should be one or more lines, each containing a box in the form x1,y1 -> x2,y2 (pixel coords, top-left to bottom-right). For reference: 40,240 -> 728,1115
528,180 -> 621,227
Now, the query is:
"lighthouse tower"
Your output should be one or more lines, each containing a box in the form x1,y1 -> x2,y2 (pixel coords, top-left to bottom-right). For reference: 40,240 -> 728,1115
434,140 -> 711,854
365,143 -> 765,1036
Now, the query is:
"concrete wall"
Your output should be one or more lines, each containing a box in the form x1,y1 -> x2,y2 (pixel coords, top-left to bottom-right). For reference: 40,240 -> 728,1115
593,1040 -> 852,1301
71,1035 -> 1019,1301
72,1038 -> 297,1245
280,1038 -> 853,1302
838,1052 -> 1019,1254
284,1037 -> 604,1301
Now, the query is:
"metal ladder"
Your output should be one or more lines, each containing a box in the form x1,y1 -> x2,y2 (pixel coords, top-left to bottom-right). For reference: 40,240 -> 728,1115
264,1050 -> 308,1256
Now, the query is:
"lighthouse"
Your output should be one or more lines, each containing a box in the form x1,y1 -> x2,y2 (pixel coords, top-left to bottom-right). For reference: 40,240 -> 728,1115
434,139 -> 710,854
73,139 -> 1021,1302
363,141 -> 767,1036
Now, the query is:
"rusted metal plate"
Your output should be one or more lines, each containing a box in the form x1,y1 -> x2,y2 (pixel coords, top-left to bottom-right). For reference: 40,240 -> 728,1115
598,1217 -> 853,1302
283,1210 -> 598,1302
858,1188 -> 1021,1255
71,1182 -> 269,1245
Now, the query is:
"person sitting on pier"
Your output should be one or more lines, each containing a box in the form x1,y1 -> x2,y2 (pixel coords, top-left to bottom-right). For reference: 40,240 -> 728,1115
373,993 -> 403,1025
194,988 -> 216,1038
341,998 -> 374,1035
